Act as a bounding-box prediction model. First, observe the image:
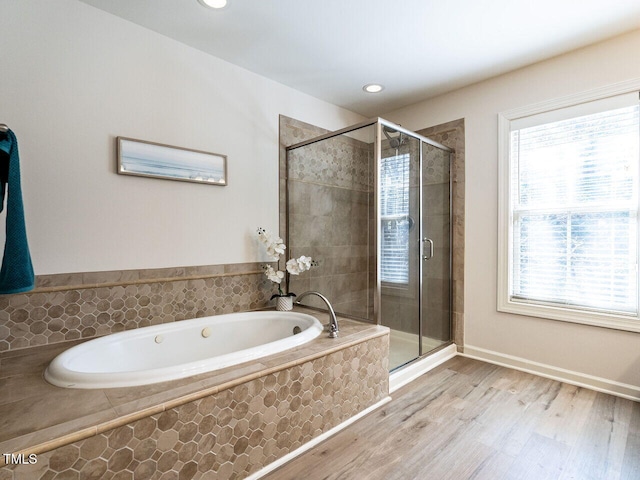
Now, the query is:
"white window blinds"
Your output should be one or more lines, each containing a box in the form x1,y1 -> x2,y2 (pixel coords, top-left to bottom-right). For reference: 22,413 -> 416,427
380,154 -> 411,285
509,95 -> 640,315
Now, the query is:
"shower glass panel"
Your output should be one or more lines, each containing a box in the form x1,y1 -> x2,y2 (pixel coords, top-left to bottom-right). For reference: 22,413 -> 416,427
421,143 -> 452,355
286,118 -> 452,372
380,127 -> 421,370
286,124 -> 376,321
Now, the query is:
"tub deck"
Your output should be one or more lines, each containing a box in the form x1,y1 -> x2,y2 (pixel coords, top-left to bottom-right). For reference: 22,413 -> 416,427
0,308 -> 388,461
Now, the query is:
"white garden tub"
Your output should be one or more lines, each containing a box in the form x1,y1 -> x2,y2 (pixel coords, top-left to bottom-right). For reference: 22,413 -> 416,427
44,311 -> 323,389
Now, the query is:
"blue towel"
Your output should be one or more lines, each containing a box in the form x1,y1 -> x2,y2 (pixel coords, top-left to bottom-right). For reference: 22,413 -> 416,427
0,129 -> 34,294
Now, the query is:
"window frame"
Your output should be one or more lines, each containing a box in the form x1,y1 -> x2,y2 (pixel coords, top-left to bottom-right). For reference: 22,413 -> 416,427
497,79 -> 640,333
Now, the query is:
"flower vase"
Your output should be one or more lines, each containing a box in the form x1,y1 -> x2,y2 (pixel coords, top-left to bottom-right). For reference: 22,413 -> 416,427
274,295 -> 294,312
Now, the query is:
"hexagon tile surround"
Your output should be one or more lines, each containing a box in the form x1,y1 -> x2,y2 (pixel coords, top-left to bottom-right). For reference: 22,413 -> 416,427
0,264 -> 274,352
1,336 -> 389,480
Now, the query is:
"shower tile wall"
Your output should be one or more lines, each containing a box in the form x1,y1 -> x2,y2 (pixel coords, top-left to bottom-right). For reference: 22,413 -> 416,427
0,263 -> 273,352
280,116 -> 374,321
279,116 -> 465,351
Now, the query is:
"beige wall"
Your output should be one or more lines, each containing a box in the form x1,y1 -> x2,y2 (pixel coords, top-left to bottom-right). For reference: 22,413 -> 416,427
384,29 -> 640,393
0,0 -> 364,275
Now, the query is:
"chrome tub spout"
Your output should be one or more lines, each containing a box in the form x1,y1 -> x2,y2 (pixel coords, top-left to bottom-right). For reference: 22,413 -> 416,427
295,291 -> 339,338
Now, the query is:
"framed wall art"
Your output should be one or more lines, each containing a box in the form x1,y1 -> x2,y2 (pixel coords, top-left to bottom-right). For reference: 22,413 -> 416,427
117,137 -> 227,186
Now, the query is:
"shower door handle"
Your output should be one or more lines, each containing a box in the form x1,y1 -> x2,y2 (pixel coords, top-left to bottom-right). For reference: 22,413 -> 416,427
423,238 -> 434,261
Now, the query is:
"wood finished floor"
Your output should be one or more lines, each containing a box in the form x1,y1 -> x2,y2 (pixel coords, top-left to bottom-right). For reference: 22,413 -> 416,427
264,356 -> 640,480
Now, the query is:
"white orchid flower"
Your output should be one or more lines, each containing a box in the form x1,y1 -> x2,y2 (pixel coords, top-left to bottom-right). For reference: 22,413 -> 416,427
258,228 -> 315,296
286,255 -> 313,275
264,265 -> 285,284
258,227 -> 286,260
266,241 -> 286,259
285,258 -> 300,275
297,255 -> 312,270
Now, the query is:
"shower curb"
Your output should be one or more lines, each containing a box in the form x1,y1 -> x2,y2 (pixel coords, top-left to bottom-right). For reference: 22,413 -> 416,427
389,343 -> 458,393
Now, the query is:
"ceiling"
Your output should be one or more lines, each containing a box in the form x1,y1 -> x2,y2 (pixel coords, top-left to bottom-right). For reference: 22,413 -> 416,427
79,0 -> 640,117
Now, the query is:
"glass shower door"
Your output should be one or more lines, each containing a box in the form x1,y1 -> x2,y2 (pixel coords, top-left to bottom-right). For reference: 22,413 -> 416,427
382,131 -> 452,370
379,127 -> 421,370
421,143 -> 452,353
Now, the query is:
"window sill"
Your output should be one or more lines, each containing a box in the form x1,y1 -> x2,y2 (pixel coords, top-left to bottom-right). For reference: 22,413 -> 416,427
497,298 -> 640,333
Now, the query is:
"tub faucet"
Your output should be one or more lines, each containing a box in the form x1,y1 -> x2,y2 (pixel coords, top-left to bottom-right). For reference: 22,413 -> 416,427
295,291 -> 339,338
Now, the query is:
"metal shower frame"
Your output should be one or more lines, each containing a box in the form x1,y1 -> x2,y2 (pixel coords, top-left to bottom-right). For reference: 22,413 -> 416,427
286,117 -> 453,359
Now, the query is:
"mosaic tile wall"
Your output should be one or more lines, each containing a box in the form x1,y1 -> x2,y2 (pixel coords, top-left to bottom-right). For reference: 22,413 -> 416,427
0,263 -> 274,352
1,335 -> 389,480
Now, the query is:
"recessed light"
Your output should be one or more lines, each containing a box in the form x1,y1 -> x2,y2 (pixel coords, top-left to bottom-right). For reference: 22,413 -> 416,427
363,84 -> 385,93
198,0 -> 228,9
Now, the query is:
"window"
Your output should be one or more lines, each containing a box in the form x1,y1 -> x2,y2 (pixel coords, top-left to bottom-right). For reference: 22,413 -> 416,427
498,88 -> 640,331
380,153 -> 411,285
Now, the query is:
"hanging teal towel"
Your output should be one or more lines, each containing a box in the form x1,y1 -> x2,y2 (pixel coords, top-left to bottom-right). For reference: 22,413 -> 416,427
0,129 -> 34,294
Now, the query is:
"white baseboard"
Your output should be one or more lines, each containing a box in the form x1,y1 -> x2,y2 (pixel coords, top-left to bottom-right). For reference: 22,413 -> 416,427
247,396 -> 392,480
462,344 -> 640,402
389,343 -> 458,393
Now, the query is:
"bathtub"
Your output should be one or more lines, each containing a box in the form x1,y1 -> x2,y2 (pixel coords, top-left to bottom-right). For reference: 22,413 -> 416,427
44,311 -> 323,389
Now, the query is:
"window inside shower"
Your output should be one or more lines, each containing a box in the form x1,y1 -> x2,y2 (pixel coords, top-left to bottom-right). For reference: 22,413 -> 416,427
380,153 -> 411,286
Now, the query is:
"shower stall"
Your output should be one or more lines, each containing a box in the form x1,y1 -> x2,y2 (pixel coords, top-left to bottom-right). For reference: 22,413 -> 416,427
286,118 -> 452,371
